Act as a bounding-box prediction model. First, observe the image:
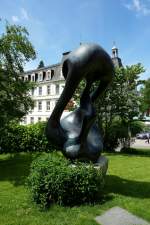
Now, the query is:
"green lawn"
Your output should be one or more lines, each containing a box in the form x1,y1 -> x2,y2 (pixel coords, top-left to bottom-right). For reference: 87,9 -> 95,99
0,151 -> 150,225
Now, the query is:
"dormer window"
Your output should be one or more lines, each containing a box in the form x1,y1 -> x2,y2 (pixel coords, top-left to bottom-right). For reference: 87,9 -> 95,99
35,73 -> 38,81
39,72 -> 43,81
31,75 -> 35,81
46,71 -> 51,80
28,75 -> 31,81
51,69 -> 54,79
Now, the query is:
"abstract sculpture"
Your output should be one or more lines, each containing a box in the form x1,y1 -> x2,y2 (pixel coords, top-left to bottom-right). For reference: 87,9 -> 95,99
46,43 -> 114,162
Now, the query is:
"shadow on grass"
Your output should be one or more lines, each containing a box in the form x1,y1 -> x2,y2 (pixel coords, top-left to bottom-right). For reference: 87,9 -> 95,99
0,153 -> 40,186
105,175 -> 150,198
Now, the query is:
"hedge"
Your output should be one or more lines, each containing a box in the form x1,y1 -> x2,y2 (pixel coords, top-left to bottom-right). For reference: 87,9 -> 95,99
27,153 -> 105,208
0,122 -> 54,153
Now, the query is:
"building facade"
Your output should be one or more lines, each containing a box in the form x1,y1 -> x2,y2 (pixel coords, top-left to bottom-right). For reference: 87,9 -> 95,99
21,62 -> 65,124
21,45 -> 122,125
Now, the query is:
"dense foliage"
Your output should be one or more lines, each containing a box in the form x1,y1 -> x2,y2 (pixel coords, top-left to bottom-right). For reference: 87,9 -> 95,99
0,122 -> 53,153
98,119 -> 145,151
140,78 -> 150,116
27,153 -> 104,208
0,22 -> 36,130
37,60 -> 44,68
73,64 -> 145,151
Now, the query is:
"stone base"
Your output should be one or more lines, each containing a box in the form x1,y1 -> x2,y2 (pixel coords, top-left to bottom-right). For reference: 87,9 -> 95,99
94,155 -> 109,176
70,155 -> 108,176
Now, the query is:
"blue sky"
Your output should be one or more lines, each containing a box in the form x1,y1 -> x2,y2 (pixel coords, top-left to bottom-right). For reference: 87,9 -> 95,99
0,0 -> 150,80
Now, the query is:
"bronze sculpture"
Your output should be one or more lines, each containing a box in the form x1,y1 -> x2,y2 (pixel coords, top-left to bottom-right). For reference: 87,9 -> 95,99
46,43 -> 114,162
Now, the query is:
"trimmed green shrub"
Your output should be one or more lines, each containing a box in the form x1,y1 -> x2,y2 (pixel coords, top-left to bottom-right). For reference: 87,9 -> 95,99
27,153 -> 105,208
0,122 -> 54,153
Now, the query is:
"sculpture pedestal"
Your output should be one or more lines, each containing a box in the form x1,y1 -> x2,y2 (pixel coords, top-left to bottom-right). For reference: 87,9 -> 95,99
94,155 -> 109,176
71,155 -> 108,177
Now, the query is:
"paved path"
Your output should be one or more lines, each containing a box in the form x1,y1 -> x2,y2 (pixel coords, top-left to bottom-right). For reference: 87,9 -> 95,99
95,207 -> 150,225
131,139 -> 150,149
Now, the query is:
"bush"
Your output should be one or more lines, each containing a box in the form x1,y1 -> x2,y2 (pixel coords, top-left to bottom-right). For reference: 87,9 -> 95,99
0,122 -> 54,153
27,153 -> 105,208
103,119 -> 128,151
103,120 -> 145,151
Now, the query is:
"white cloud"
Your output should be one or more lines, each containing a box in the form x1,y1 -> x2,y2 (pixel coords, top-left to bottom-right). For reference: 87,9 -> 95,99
133,0 -> 141,11
124,0 -> 150,16
21,8 -> 29,20
11,8 -> 29,23
12,15 -> 19,22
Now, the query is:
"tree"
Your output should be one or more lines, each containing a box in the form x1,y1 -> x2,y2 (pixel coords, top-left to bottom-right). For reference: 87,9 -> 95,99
73,63 -> 145,150
96,64 -> 145,150
139,78 -> 150,116
0,22 -> 36,130
37,60 -> 44,68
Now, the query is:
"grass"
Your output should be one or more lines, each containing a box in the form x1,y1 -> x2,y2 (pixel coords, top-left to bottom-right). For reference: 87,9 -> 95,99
0,151 -> 150,225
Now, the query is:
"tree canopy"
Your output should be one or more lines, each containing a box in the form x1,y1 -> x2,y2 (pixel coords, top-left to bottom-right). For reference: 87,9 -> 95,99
139,78 -> 150,116
73,63 -> 145,150
0,23 -> 36,129
37,60 -> 44,68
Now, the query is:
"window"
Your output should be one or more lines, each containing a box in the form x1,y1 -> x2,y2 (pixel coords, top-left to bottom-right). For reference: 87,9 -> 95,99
43,71 -> 46,80
28,75 -> 31,81
31,75 -> 35,81
47,85 -> 51,95
38,117 -> 41,122
55,99 -> 58,105
30,117 -> 34,124
39,87 -> 42,95
46,71 -> 51,80
60,68 -> 63,78
35,73 -> 38,81
31,88 -> 34,96
38,101 -> 42,111
46,101 -> 50,111
39,73 -> 43,81
23,117 -> 27,124
51,101 -> 55,110
55,84 -> 59,95
51,69 -> 54,79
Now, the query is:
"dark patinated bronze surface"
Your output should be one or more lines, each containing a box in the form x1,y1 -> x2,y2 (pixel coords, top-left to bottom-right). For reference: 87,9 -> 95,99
46,43 -> 114,162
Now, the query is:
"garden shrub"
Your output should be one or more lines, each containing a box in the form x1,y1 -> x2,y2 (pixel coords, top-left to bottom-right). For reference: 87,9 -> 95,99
0,122 -> 54,153
27,153 -> 105,208
103,119 -> 145,151
103,119 -> 128,151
